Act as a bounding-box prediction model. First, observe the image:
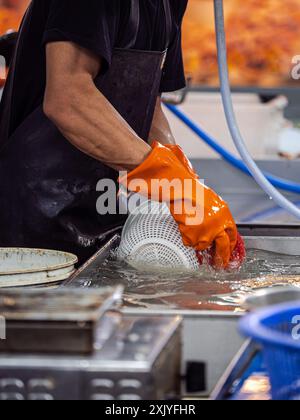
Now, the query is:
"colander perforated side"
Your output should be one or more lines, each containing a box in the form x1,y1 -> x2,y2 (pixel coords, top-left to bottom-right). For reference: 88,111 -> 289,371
118,200 -> 200,271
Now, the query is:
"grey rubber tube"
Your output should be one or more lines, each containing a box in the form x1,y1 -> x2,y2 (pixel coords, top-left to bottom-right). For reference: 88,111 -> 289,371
214,0 -> 300,219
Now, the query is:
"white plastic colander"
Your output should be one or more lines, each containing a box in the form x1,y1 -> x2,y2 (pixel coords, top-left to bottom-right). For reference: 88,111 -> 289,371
117,198 -> 200,271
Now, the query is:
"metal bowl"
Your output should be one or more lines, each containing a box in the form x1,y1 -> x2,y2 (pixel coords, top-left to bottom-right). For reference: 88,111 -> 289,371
0,248 -> 78,288
243,286 -> 300,311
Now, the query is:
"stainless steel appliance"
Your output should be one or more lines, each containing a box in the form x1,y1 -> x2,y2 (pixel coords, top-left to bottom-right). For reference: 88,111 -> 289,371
0,313 -> 181,400
0,287 -> 123,354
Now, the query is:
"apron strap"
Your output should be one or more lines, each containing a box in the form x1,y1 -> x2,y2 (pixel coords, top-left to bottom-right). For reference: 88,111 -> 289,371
121,0 -> 140,50
121,0 -> 173,51
162,0 -> 173,51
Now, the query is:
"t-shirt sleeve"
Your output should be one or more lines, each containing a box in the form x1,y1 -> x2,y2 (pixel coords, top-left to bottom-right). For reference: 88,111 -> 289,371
43,0 -> 116,72
160,1 -> 188,93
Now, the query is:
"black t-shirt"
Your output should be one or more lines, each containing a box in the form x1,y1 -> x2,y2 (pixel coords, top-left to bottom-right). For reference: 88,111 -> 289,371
1,0 -> 188,139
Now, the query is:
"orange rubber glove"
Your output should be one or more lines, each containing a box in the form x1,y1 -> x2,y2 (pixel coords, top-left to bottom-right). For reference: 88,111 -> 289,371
164,144 -> 199,179
164,144 -> 245,269
120,142 -> 238,268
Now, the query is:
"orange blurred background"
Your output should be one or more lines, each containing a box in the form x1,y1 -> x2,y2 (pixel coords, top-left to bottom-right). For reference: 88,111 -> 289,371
0,0 -> 28,34
1,0 -> 300,87
183,0 -> 300,87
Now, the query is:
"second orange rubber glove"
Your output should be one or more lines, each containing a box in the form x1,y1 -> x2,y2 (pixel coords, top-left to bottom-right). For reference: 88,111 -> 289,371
120,142 -> 238,268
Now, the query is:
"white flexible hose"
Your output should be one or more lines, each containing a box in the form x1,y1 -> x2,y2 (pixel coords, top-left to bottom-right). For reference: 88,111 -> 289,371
214,0 -> 300,219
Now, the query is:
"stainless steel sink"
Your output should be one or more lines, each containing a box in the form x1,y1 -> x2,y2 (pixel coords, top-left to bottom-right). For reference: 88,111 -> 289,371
63,227 -> 300,396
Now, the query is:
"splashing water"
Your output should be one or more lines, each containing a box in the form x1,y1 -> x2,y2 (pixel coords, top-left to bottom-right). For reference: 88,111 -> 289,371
73,249 -> 300,312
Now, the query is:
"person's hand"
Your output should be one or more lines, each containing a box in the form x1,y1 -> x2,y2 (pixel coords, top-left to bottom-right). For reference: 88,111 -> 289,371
164,144 -> 246,268
120,142 -> 239,269
163,143 -> 199,179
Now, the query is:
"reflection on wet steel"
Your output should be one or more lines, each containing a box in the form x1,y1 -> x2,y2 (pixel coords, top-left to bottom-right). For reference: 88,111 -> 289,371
0,56 -> 5,79
0,316 -> 5,340
0,378 -> 24,390
118,379 -> 142,389
91,379 -> 114,389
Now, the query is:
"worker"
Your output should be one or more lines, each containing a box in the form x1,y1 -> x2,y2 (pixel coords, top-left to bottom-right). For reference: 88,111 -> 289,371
0,0 -> 238,267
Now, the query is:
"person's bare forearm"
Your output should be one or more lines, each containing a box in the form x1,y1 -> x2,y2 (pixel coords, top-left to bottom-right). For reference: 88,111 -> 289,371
45,75 -> 150,171
44,42 -> 151,172
148,97 -> 176,146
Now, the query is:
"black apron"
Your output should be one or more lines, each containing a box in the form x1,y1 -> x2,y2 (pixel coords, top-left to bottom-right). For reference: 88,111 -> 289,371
0,0 -> 172,263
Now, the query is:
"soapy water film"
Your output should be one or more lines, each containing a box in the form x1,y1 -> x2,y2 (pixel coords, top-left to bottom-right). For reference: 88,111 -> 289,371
77,249 -> 300,311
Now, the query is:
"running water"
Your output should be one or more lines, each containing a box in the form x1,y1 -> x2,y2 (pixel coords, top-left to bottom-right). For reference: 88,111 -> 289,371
73,249 -> 300,311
